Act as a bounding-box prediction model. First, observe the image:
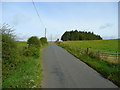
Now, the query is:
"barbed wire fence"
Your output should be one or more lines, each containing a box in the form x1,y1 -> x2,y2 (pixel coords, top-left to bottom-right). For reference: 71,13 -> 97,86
61,43 -> 119,63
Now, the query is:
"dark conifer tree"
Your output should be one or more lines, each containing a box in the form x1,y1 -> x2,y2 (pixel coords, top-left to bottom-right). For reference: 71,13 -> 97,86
61,30 -> 102,41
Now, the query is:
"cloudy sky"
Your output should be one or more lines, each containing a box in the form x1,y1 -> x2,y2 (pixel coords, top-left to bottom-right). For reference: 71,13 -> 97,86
2,1 -> 118,41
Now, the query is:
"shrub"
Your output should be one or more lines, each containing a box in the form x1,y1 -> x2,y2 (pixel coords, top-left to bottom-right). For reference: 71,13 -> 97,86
1,24 -> 18,77
40,37 -> 47,45
1,24 -> 18,64
27,36 -> 40,47
25,36 -> 40,58
23,46 -> 40,58
88,50 -> 100,59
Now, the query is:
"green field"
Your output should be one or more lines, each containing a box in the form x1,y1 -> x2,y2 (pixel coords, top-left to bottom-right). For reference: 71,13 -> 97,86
61,39 -> 119,53
3,41 -> 43,88
56,39 -> 120,87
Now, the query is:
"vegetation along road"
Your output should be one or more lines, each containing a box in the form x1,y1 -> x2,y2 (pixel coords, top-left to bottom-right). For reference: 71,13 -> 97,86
41,43 -> 117,88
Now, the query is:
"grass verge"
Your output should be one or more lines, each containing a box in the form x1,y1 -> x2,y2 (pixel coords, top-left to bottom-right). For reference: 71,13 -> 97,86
2,42 -> 47,88
3,56 -> 42,88
56,42 -> 120,87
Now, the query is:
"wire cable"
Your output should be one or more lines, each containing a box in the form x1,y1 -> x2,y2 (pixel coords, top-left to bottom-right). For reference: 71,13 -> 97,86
32,0 -> 46,28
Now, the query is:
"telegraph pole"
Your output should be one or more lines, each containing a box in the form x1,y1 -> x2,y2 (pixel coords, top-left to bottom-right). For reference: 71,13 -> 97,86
51,34 -> 52,42
45,28 -> 46,38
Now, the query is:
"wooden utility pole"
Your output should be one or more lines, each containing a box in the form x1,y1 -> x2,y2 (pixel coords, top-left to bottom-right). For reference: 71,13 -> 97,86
45,28 -> 46,38
51,34 -> 52,42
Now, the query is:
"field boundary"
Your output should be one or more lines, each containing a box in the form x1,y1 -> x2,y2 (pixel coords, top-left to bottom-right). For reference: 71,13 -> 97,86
60,43 -> 119,64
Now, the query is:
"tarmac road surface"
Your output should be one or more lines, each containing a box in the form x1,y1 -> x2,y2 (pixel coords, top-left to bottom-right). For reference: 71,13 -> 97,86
41,43 -> 118,88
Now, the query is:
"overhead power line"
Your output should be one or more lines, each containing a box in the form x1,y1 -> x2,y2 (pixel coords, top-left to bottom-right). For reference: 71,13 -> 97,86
32,0 -> 47,37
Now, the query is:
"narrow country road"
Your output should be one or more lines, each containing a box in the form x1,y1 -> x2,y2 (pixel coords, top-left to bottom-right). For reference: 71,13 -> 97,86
41,43 -> 117,88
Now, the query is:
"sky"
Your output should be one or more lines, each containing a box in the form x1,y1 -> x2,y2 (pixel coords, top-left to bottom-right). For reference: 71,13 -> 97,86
1,1 -> 118,41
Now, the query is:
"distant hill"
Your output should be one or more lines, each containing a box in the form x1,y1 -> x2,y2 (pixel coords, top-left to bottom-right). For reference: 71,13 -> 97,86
61,30 -> 102,41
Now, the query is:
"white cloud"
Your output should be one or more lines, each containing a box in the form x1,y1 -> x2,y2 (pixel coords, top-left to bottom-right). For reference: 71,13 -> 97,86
11,14 -> 31,26
99,23 -> 113,29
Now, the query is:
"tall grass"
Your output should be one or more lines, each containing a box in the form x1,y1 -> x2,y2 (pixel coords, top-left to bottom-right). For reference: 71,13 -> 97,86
3,41 -> 44,88
3,56 -> 42,88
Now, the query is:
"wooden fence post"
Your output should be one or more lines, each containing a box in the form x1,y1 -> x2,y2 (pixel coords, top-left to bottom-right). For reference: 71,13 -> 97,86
98,50 -> 100,58
86,48 -> 89,55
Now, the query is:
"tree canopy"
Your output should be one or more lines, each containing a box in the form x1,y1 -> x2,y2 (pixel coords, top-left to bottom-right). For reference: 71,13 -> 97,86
40,37 -> 47,45
61,30 -> 102,41
27,36 -> 40,47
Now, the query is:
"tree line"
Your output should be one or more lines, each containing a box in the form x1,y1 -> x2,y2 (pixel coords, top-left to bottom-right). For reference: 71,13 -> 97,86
61,30 -> 102,41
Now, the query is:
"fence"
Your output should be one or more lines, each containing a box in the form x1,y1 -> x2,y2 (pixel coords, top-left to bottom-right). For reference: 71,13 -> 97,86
78,47 -> 119,63
59,43 -> 119,63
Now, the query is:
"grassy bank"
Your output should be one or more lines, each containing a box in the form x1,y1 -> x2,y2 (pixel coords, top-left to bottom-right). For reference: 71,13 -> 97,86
3,41 -> 45,88
56,39 -> 120,87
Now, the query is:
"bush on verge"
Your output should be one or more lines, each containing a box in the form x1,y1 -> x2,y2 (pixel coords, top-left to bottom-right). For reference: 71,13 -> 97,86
40,37 -> 47,45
